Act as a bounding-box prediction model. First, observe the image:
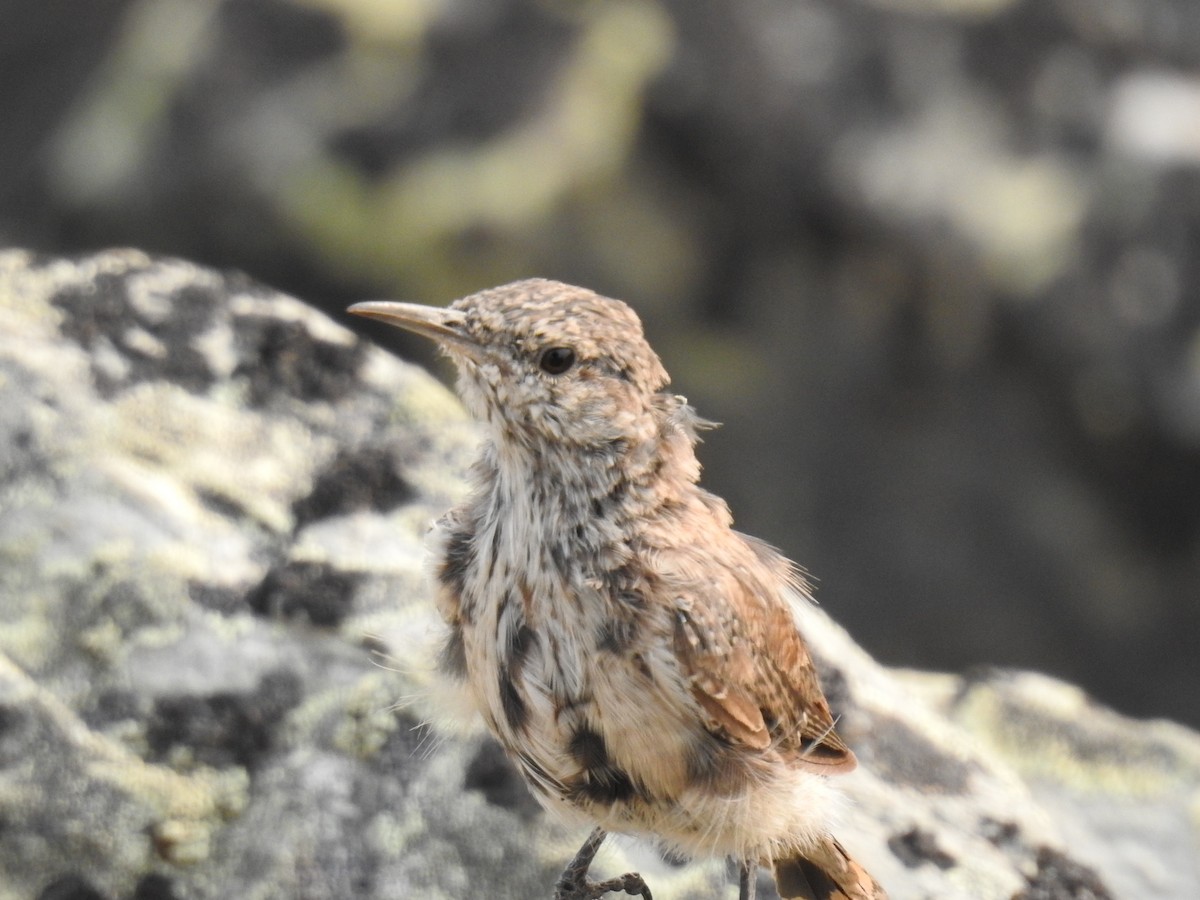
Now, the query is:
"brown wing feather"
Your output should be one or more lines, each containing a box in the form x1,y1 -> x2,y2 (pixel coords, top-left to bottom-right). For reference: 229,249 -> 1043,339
674,633 -> 772,750
669,545 -> 856,774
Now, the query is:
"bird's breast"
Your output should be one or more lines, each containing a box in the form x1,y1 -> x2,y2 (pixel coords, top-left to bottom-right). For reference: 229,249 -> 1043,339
440,506 -> 705,814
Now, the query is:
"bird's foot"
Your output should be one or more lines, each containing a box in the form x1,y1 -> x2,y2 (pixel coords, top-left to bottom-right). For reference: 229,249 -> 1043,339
553,828 -> 652,900
553,871 -> 652,900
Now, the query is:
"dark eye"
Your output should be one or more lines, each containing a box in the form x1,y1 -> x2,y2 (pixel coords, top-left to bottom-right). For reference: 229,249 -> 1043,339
538,346 -> 576,375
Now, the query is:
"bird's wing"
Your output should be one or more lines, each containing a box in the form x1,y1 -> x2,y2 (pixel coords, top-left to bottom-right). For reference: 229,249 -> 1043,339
667,545 -> 857,773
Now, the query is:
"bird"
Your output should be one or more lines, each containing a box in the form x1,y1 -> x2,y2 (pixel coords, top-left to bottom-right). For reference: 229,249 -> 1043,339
349,279 -> 886,900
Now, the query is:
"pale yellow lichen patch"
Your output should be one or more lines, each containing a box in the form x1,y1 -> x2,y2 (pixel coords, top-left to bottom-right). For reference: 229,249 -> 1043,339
364,809 -> 413,858
0,610 -> 56,673
331,671 -> 407,759
0,652 -> 249,855
962,158 -> 1085,294
77,618 -> 126,665
90,759 -> 249,824
151,817 -> 212,865
291,507 -> 432,574
281,679 -> 346,742
280,1 -> 674,292
0,259 -> 62,332
142,529 -> 262,594
357,352 -> 466,425
103,381 -> 331,534
4,539 -> 186,675
950,673 -> 1198,798
47,1 -> 217,208
293,0 -> 445,47
839,95 -> 1086,296
123,621 -> 189,655
280,670 -> 405,762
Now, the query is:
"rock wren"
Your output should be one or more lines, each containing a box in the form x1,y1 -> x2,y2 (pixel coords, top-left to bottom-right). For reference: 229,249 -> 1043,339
350,280 -> 885,900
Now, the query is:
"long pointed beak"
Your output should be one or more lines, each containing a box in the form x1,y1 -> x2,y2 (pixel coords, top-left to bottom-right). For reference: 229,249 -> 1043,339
347,301 -> 482,359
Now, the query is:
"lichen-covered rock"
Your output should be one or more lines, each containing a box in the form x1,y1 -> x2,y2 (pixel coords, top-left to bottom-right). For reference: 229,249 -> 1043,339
0,250 -> 1195,899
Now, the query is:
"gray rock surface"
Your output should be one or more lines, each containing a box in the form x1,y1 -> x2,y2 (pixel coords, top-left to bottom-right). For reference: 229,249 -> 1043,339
1,250 -> 1196,899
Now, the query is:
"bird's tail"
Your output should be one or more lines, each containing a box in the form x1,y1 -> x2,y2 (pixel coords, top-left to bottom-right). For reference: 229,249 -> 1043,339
772,836 -> 887,900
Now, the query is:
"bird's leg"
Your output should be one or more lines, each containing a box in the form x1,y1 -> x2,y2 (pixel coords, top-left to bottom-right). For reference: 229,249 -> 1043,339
553,828 -> 652,900
738,860 -> 757,900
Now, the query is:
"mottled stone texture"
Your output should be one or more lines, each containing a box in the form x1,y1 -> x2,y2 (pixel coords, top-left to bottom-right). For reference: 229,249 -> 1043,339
0,251 -> 1196,898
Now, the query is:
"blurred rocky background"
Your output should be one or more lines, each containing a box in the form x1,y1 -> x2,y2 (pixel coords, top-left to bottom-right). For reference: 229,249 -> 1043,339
2,0 -> 1199,738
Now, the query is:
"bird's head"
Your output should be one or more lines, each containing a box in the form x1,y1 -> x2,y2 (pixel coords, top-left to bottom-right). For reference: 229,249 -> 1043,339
350,279 -> 672,455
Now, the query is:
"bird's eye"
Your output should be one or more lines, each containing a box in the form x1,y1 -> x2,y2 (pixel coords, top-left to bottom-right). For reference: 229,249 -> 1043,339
538,346 -> 576,375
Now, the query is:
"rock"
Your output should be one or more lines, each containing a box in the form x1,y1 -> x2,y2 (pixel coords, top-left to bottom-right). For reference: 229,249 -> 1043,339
0,250 -> 1195,899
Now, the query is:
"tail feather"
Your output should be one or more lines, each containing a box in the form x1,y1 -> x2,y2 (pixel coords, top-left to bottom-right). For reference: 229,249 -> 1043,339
773,837 -> 887,900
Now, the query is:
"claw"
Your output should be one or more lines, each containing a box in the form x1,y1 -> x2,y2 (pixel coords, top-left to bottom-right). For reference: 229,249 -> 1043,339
553,829 -> 653,900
